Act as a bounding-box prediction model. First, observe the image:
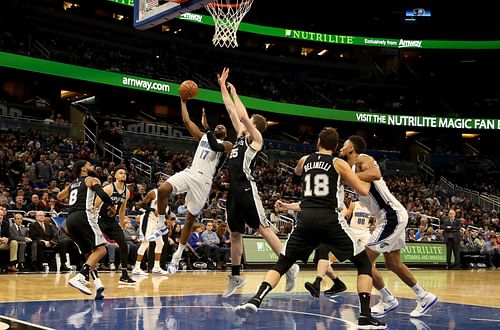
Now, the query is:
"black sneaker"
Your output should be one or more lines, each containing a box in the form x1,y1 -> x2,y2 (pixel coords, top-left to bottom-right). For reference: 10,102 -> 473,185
324,280 -> 347,295
119,274 -> 136,285
358,315 -> 387,329
304,282 -> 320,298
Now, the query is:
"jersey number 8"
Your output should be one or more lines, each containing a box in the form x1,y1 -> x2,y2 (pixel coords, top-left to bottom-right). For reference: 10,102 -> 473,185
68,189 -> 78,206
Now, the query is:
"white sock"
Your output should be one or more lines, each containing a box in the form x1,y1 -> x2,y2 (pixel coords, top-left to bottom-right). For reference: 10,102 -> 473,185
134,261 -> 141,269
154,260 -> 160,269
173,244 -> 185,262
94,278 -> 103,288
411,283 -> 427,299
158,214 -> 165,223
379,286 -> 395,302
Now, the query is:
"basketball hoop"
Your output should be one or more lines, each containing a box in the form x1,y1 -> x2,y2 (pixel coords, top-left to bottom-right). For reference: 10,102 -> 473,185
205,0 -> 254,48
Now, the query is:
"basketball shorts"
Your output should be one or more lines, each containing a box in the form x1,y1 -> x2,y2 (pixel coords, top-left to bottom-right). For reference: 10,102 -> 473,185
66,210 -> 106,255
366,207 -> 408,254
226,180 -> 269,233
168,168 -> 212,216
138,211 -> 159,241
351,227 -> 372,247
283,208 -> 364,263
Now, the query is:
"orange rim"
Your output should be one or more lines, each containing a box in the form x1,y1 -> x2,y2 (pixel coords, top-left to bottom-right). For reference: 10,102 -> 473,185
206,0 -> 252,8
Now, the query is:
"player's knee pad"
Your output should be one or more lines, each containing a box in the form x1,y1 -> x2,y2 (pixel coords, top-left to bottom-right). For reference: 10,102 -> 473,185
271,254 -> 295,276
350,250 -> 372,277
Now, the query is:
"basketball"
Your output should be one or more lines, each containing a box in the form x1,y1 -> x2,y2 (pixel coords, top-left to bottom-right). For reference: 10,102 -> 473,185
179,80 -> 198,100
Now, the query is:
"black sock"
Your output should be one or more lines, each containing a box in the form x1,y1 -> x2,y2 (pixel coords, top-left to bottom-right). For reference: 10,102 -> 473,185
90,269 -> 99,280
232,265 -> 241,276
251,282 -> 273,306
358,292 -> 371,317
80,264 -> 91,280
333,277 -> 343,286
121,269 -> 128,277
313,276 -> 322,287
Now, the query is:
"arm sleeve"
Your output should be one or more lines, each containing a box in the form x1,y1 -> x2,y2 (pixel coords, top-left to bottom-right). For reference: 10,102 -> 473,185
142,204 -> 156,212
206,131 -> 226,152
92,183 -> 114,206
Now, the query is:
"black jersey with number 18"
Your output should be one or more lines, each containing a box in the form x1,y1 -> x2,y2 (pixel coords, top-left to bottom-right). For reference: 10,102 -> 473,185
300,153 -> 342,209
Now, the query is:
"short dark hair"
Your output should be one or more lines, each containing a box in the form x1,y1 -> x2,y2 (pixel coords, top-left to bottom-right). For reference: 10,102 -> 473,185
251,114 -> 267,133
348,135 -> 367,154
73,160 -> 88,178
114,166 -> 127,174
318,127 -> 339,151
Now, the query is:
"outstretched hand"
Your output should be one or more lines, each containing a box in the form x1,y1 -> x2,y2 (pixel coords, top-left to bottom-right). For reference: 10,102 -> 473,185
227,82 -> 237,95
217,67 -> 230,86
201,108 -> 209,129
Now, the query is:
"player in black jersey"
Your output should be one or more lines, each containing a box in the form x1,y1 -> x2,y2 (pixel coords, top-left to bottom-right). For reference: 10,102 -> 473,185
57,160 -> 115,299
94,166 -> 136,285
217,68 -> 299,297
235,128 -> 386,330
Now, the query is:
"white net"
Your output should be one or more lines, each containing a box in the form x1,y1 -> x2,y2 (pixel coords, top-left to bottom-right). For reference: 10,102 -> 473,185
205,0 -> 254,48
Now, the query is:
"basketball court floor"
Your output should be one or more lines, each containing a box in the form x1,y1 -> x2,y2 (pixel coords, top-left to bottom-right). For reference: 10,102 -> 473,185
0,268 -> 498,329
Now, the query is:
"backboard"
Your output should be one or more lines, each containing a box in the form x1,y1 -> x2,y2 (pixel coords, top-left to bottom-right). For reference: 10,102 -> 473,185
134,0 -> 212,30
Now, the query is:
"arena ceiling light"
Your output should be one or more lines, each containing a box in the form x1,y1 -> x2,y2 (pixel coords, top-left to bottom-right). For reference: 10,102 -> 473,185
317,49 -> 328,56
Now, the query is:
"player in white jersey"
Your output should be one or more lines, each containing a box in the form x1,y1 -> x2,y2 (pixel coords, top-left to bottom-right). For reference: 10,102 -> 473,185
150,97 -> 232,275
349,200 -> 372,247
340,135 -> 437,319
132,180 -> 171,276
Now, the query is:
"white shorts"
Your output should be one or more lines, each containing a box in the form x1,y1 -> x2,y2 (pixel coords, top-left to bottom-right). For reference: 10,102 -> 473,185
351,228 -> 371,247
366,208 -> 408,254
167,168 -> 212,216
139,211 -> 159,241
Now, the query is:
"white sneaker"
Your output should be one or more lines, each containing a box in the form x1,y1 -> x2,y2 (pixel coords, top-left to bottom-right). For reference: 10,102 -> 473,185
132,268 -> 149,276
94,278 -> 105,300
109,264 -> 116,271
372,297 -> 399,318
152,267 -> 169,276
410,292 -> 438,318
146,226 -> 169,242
234,300 -> 259,318
285,264 -> 299,291
222,275 -> 246,298
166,263 -> 178,274
69,273 -> 92,295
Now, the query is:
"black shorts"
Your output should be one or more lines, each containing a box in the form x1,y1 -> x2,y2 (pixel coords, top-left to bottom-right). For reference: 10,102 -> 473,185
99,217 -> 125,243
227,181 -> 268,233
313,244 -> 330,264
65,210 -> 106,255
283,208 -> 362,263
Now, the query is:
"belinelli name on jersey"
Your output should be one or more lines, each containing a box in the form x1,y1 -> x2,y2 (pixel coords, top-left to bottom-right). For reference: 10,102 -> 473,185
303,161 -> 332,173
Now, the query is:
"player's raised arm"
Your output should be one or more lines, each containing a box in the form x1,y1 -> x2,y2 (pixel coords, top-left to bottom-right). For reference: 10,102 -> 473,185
227,83 -> 263,149
218,68 -> 242,135
180,98 -> 203,141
